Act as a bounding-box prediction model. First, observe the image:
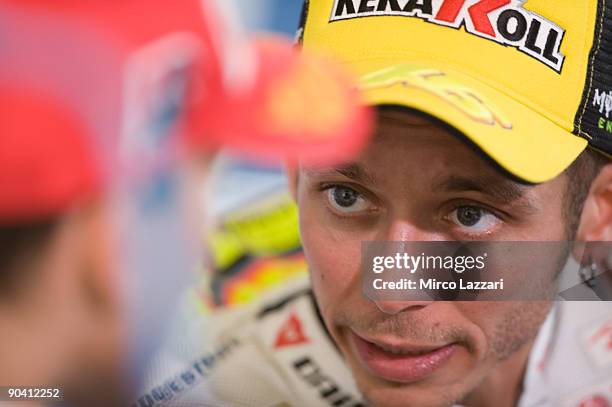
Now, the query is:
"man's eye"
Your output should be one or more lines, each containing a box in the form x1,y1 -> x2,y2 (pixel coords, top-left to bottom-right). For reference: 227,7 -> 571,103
326,186 -> 370,213
450,206 -> 500,233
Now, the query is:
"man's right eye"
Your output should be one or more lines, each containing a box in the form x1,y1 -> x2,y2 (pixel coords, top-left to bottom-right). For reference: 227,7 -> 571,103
326,186 -> 371,214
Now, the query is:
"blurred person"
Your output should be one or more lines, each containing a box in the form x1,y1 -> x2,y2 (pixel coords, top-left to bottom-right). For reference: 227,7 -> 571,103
137,1 -> 612,407
203,0 -> 311,308
0,0 -> 371,406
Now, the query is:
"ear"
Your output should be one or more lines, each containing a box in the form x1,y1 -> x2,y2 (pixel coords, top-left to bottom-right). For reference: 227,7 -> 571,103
284,160 -> 299,202
576,164 -> 612,242
37,202 -> 119,346
70,202 -> 118,314
574,165 -> 612,268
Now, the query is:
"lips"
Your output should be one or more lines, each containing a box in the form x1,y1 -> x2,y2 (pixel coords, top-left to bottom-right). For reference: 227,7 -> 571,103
350,332 -> 457,384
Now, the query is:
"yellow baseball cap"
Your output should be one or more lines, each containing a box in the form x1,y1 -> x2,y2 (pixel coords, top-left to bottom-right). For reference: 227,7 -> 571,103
300,0 -> 612,183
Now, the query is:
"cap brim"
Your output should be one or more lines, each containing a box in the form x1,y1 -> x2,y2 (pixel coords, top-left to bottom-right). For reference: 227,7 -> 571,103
193,35 -> 373,166
356,60 -> 587,184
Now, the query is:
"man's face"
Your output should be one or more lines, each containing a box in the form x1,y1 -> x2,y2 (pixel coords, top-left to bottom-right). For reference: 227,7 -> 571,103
293,110 -> 569,407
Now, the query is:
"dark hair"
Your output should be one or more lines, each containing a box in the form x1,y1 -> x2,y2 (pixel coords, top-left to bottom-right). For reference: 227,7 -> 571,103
0,219 -> 58,298
564,148 -> 610,239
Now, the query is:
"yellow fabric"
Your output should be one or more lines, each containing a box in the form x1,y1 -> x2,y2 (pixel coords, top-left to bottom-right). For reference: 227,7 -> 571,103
302,0 -> 598,182
208,192 -> 301,270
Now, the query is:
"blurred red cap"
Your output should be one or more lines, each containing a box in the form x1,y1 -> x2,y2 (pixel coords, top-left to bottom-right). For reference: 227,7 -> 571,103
0,0 -> 372,222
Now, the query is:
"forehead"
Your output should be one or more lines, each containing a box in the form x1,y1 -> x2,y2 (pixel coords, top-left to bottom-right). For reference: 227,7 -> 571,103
364,108 -> 503,180
302,108 -> 569,203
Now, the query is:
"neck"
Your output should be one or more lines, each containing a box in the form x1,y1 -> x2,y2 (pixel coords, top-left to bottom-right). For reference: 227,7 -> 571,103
460,340 -> 534,407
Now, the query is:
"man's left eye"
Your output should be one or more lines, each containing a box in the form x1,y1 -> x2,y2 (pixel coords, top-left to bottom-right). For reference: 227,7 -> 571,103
450,206 -> 500,233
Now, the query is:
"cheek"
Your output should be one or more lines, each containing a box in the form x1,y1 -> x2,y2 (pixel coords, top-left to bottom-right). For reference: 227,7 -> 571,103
457,301 -> 551,359
298,197 -> 361,312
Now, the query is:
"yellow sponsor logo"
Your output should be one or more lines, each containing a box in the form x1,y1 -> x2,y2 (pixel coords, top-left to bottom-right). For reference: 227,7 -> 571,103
361,64 -> 513,130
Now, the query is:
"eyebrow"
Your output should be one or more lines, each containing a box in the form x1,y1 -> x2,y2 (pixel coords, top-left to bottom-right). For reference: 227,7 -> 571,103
434,175 -> 530,203
307,163 -> 378,186
305,166 -> 535,207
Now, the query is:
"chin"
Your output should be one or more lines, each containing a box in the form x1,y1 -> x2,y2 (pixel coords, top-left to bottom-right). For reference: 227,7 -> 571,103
351,369 -> 469,407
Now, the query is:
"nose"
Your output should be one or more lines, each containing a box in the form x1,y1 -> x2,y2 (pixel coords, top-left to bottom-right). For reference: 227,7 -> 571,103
372,219 -> 441,314
385,218 -> 445,242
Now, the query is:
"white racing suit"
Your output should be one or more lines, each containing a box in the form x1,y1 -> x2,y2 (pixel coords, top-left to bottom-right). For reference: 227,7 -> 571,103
134,276 -> 612,407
